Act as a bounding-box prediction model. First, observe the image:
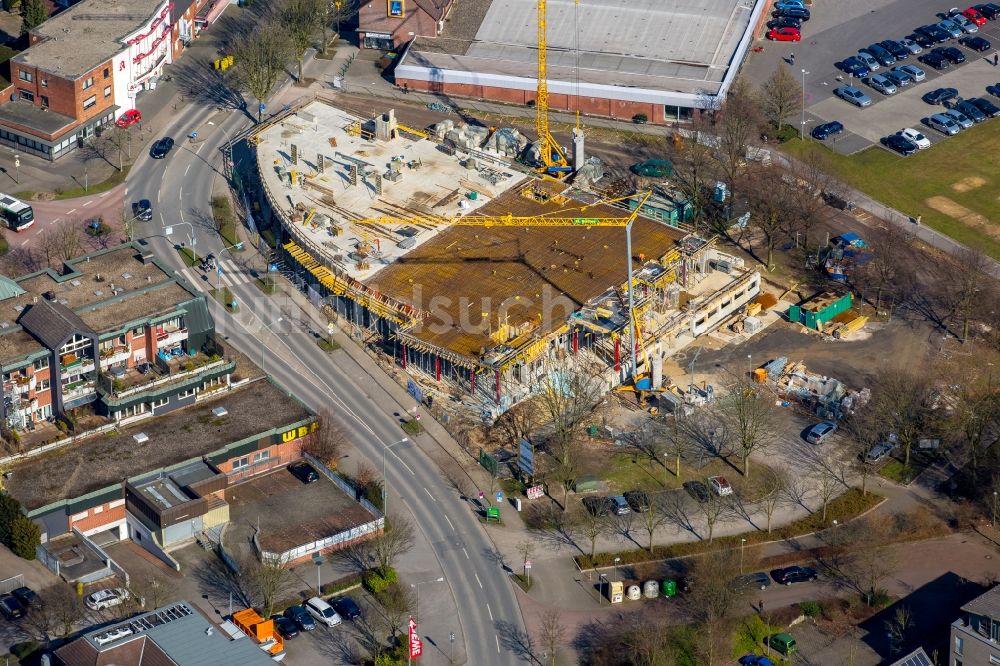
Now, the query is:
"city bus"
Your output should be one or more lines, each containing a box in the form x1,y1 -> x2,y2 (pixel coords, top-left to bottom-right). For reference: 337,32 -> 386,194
0,194 -> 34,231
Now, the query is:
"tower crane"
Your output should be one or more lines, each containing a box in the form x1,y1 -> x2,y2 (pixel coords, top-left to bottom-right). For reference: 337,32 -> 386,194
535,0 -> 573,176
357,191 -> 654,381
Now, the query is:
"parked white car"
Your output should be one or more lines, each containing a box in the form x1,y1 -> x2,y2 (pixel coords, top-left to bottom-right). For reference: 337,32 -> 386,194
305,597 -> 342,627
899,127 -> 931,149
708,475 -> 734,496
85,588 -> 130,611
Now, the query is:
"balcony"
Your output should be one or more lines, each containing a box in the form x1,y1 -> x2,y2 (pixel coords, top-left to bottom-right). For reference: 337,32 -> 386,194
97,353 -> 235,406
61,355 -> 95,375
99,347 -> 131,369
156,327 -> 188,350
63,380 -> 97,409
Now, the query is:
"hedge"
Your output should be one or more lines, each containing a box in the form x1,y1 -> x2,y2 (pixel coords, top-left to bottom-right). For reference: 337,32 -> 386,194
575,488 -> 884,569
363,566 -> 398,594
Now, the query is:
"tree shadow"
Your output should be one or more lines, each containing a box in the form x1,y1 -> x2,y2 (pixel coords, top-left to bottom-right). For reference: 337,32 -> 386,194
495,619 -> 538,664
173,55 -> 252,121
189,556 -> 255,613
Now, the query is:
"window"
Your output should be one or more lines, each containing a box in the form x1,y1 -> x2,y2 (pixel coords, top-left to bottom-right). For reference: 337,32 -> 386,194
131,326 -> 144,338
152,397 -> 168,408
92,505 -> 103,514
232,456 -> 250,469
40,79 -> 47,87
104,85 -> 111,98
83,76 -> 94,89
19,90 -> 33,102
40,96 -> 48,108
33,357 -> 49,371
103,67 -> 110,78
83,95 -> 97,110
18,70 -> 32,82
253,450 -> 271,463
37,379 -> 50,390
989,656 -> 1000,665
955,635 -> 964,655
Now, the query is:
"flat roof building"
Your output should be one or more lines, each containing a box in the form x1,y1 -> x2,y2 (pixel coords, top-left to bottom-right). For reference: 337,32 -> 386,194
55,601 -> 276,666
394,0 -> 768,124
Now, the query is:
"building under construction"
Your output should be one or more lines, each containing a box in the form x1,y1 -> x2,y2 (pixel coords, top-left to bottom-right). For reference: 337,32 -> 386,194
251,98 -> 760,417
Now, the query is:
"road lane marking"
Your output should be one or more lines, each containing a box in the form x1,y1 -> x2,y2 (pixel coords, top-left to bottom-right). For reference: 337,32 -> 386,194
99,192 -> 109,198
462,547 -> 470,560
179,208 -> 185,224
157,188 -> 162,202
179,188 -> 183,201
66,209 -> 76,215
486,603 -> 493,621
495,635 -> 500,653
423,487 -> 436,502
20,239 -> 28,246
445,515 -> 454,531
184,164 -> 191,177
81,200 -> 93,207
475,572 -> 483,589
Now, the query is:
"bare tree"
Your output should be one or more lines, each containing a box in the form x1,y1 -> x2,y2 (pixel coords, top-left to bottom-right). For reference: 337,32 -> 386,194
638,495 -> 669,552
685,549 -> 740,666
740,163 -> 795,271
712,77 -> 763,199
949,248 -> 994,343
376,582 -> 415,640
664,127 -> 716,230
302,411 -> 347,468
698,491 -> 729,543
516,540 -> 536,580
870,368 -> 932,469
838,521 -> 899,606
281,0 -> 322,81
755,467 -> 788,533
885,605 -> 915,656
241,554 -> 296,617
952,387 -> 1000,488
101,125 -> 132,171
492,399 -> 542,450
716,378 -> 777,478
758,64 -> 801,133
858,224 -> 914,312
232,21 -> 291,122
577,506 -> 611,559
368,513 -> 415,576
841,407 -> 883,496
318,0 -> 357,53
538,362 -> 604,508
43,584 -> 87,638
813,460 -> 844,522
538,611 -> 566,666
623,421 -> 669,473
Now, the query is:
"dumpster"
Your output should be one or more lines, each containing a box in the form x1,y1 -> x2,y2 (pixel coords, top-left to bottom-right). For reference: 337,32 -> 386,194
661,579 -> 677,597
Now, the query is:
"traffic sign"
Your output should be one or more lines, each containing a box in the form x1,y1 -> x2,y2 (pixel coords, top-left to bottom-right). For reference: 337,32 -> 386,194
525,560 -> 531,569
495,491 -> 504,504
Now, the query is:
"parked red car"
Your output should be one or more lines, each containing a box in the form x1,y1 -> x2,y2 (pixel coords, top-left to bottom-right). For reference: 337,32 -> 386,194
115,109 -> 142,128
767,27 -> 801,42
963,7 -> 987,25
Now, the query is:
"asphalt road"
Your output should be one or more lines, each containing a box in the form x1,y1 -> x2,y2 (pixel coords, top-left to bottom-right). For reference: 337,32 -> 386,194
125,98 -> 527,664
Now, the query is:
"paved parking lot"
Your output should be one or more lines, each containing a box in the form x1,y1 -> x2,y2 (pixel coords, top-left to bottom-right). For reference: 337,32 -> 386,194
746,0 -> 1000,152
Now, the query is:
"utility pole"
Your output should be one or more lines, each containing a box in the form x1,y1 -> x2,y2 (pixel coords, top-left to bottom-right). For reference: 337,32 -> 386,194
800,69 -> 809,140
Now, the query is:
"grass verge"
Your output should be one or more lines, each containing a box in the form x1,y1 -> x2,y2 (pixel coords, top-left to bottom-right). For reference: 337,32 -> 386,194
210,287 -> 238,312
510,573 -> 533,591
317,337 -> 340,352
254,276 -> 278,295
575,488 -> 884,569
177,247 -> 198,267
211,195 -> 243,249
401,418 -> 423,436
52,164 -> 131,200
732,615 -> 789,665
782,137 -> 1000,260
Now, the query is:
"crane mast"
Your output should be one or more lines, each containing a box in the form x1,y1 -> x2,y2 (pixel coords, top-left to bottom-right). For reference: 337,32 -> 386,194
535,0 -> 570,175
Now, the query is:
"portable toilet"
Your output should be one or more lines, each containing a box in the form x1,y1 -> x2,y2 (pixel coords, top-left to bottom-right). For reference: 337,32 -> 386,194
610,581 -> 624,604
661,579 -> 677,597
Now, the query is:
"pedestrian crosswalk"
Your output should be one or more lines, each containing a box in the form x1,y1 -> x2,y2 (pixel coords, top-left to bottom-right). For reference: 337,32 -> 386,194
180,258 -> 251,290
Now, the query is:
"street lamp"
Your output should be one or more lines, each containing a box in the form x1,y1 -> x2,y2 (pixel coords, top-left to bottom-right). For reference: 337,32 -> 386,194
800,69 -> 810,140
740,537 -> 747,574
993,491 -> 998,528
381,437 -> 409,515
13,153 -> 19,184
164,221 -> 199,265
207,120 -> 237,182
613,556 -> 621,581
409,576 -> 444,623
312,552 -> 325,595
598,573 -> 608,605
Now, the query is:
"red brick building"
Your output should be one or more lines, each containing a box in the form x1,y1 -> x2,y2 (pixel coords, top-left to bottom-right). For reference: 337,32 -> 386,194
357,0 -> 454,50
0,0 -> 212,159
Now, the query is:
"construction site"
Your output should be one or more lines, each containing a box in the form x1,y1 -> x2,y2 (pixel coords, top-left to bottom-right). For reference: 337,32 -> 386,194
251,96 -> 760,418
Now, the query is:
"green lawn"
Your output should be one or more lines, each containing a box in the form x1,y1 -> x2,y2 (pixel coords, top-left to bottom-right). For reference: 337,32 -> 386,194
783,133 -> 1000,260
51,165 -> 131,200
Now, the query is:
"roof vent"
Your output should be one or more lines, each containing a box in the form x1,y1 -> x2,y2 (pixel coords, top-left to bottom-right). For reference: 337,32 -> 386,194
133,433 -> 149,444
140,252 -> 155,264
43,291 -> 55,301
212,407 -> 228,417
205,627 -> 213,636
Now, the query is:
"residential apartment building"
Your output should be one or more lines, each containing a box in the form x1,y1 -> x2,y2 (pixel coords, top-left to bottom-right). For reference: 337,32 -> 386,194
951,586 -> 1000,665
357,0 -> 454,50
0,243 -> 229,430
0,0 -> 217,159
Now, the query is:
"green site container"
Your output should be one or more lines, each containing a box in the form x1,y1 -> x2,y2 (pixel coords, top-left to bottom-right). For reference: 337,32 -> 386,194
468,191 -> 478,200
486,506 -> 501,521
587,425 -> 599,437
661,579 -> 677,597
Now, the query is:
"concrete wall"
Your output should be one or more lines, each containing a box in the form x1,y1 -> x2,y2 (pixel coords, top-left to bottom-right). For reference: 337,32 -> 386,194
125,511 -> 181,571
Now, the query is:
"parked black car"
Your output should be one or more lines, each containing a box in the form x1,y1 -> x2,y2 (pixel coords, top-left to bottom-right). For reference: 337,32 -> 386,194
811,121 -> 844,140
968,96 -> 1000,117
774,6 -> 810,20
881,134 -> 918,155
932,46 -> 966,63
683,481 -> 710,503
920,52 -> 951,69
332,596 -> 363,621
11,587 -> 38,607
923,87 -> 959,104
283,605 -> 317,631
864,43 -> 896,66
623,490 -> 650,513
767,16 -> 802,30
953,99 -> 988,122
879,39 -> 910,60
583,496 -> 613,516
909,31 -> 936,48
150,136 -> 174,159
288,461 -> 319,484
975,3 -> 1000,20
916,24 -> 951,43
272,615 -> 300,640
771,566 -> 819,585
960,35 -> 993,51
0,594 -> 25,620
